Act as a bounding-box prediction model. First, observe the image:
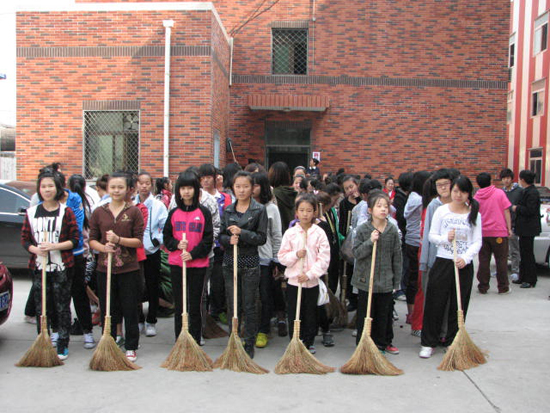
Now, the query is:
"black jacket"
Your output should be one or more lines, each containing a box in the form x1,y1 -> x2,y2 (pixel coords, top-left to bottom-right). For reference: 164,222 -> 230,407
219,198 -> 268,256
393,188 -> 409,242
514,185 -> 541,237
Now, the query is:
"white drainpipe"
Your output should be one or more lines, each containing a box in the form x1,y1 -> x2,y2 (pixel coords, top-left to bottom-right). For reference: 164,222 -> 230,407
163,20 -> 174,177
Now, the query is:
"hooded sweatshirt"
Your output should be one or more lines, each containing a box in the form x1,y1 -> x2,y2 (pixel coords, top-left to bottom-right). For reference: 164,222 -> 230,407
273,185 -> 297,232
473,185 -> 511,237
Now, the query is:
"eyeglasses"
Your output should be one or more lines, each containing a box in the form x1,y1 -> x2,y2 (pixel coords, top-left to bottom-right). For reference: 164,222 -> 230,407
435,182 -> 451,189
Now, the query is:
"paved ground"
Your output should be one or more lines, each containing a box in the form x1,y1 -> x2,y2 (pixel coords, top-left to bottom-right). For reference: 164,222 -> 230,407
1,267 -> 549,413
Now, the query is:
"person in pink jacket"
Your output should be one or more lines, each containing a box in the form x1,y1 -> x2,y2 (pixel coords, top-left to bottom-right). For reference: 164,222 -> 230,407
278,193 -> 330,354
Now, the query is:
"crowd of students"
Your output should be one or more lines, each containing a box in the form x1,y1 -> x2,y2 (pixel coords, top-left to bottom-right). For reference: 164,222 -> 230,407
20,160 -> 542,362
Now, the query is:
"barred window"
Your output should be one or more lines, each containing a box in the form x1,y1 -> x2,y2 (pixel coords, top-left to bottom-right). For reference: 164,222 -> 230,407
83,111 -> 139,179
272,29 -> 308,75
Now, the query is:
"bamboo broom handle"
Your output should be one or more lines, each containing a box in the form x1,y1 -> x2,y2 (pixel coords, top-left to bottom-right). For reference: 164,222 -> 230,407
295,231 -> 308,323
453,238 -> 463,313
182,233 -> 187,318
41,231 -> 48,321
233,243 -> 238,333
366,240 -> 377,320
106,252 -> 112,318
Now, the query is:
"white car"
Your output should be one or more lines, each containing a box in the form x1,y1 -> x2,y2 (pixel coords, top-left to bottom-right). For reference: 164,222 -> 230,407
534,187 -> 550,266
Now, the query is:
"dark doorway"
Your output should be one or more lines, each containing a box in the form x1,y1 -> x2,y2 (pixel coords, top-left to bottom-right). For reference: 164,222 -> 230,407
265,121 -> 310,172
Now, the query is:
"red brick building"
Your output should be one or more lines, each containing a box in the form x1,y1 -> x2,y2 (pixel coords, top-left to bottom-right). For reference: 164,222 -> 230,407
508,0 -> 550,186
16,1 -> 510,181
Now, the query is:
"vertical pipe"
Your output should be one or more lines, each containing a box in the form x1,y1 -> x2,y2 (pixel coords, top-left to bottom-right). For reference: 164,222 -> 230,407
163,20 -> 174,177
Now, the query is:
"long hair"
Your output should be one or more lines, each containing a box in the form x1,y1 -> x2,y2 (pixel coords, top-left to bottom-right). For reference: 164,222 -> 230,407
174,171 -> 201,210
452,175 -> 479,227
268,161 -> 291,187
155,177 -> 170,195
295,193 -> 318,212
69,174 -> 91,229
251,172 -> 272,205
222,162 -> 242,190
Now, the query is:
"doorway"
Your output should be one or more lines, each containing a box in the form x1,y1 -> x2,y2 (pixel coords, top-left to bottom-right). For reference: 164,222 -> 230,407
265,121 -> 310,171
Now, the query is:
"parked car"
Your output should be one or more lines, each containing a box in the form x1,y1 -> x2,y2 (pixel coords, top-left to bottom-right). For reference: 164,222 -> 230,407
0,181 -> 35,269
534,186 -> 550,266
0,261 -> 13,325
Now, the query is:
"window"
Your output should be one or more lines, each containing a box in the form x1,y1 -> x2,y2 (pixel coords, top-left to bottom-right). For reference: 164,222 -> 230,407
509,34 -> 516,67
272,29 -> 308,75
507,91 -> 514,123
531,79 -> 545,117
213,130 -> 220,168
83,111 -> 139,179
0,187 -> 29,214
534,13 -> 548,55
528,148 -> 543,184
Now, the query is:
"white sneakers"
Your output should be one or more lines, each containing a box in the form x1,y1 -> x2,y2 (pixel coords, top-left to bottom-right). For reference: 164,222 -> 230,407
125,350 -> 137,362
83,332 -> 96,349
419,346 -> 434,358
510,273 -> 519,282
145,322 -> 157,337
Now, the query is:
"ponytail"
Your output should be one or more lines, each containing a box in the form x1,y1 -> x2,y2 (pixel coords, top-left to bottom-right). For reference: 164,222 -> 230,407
69,174 -> 91,229
468,194 -> 479,227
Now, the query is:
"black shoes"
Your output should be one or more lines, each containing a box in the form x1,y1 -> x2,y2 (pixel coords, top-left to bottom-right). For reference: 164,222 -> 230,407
244,342 -> 255,359
512,279 -> 523,285
520,282 -> 536,288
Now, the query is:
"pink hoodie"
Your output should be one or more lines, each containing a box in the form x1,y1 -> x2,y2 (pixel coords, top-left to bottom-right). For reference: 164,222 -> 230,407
278,223 -> 330,288
474,185 -> 511,237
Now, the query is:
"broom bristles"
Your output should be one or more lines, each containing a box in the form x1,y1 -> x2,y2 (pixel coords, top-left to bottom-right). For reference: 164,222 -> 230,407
326,289 -> 347,325
161,319 -> 213,371
274,335 -> 335,375
203,313 -> 229,339
438,325 -> 487,371
89,317 -> 141,371
212,331 -> 268,374
340,318 -> 403,376
16,318 -> 64,368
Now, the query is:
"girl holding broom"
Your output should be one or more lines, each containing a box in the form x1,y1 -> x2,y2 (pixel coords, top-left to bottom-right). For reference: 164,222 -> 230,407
89,172 -> 144,363
278,193 -> 330,354
163,171 -> 213,344
420,176 -> 481,359
21,170 -> 79,361
219,171 -> 267,359
351,190 -> 402,355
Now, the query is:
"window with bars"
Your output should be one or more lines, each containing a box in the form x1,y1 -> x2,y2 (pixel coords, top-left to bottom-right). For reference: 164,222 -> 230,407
83,111 -> 139,179
272,29 -> 308,75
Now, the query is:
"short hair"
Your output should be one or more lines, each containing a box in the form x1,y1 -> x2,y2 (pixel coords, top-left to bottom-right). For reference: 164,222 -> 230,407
499,168 -> 514,180
342,175 -> 358,186
325,183 -> 343,196
519,169 -> 536,184
476,172 -> 492,188
367,190 -> 391,213
293,166 -> 306,175
384,176 -> 394,184
268,161 -> 291,187
37,171 -> 65,202
174,171 -> 201,209
232,171 -> 254,189
311,158 -> 319,166
411,171 -> 431,195
315,191 -> 332,209
295,193 -> 318,212
397,172 -> 414,192
198,163 -> 217,178
358,178 -> 371,195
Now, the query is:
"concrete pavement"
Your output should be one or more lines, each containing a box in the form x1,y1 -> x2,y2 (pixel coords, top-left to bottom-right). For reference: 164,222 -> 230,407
1,268 -> 549,413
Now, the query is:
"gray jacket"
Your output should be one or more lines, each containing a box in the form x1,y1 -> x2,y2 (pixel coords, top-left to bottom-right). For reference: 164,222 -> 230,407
351,219 -> 402,293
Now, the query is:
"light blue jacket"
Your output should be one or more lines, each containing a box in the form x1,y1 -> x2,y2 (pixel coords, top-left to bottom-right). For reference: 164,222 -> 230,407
134,193 -> 168,254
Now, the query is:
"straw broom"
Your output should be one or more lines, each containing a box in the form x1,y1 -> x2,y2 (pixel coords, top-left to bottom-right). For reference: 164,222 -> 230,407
90,252 -> 140,371
341,241 -> 403,375
17,231 -> 64,368
162,234 -> 213,371
275,232 -> 335,375
438,239 -> 487,371
213,244 -> 268,374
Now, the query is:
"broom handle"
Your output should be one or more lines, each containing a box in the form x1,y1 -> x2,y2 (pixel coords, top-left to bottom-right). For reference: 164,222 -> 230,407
233,243 -> 238,329
182,233 -> 187,317
106,252 -> 112,317
341,210 -> 352,302
295,231 -> 308,322
41,231 -> 48,320
453,238 -> 463,313
366,240 -> 377,320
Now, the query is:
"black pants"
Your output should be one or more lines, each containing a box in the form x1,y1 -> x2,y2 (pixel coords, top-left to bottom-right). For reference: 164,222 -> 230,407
286,284 -> 319,348
143,250 -> 161,324
519,236 -> 537,285
33,267 -> 73,350
405,244 -> 419,305
71,254 -> 92,332
209,248 -> 226,317
421,257 -> 473,348
355,290 -> 393,348
97,270 -> 140,351
259,264 -> 275,334
170,265 -> 205,344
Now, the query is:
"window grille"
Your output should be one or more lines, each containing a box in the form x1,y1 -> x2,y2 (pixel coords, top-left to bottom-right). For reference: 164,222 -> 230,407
83,111 -> 139,179
272,29 -> 308,75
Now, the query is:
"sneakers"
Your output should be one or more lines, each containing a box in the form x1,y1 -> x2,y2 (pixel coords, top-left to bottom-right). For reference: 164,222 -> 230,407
498,287 -> 512,295
322,332 -> 334,347
125,350 -> 137,362
411,329 -> 422,338
51,331 -> 59,348
145,322 -> 157,337
351,329 -> 357,337
385,345 -> 400,355
24,315 -> 36,324
57,346 -> 69,361
308,345 -> 316,354
510,273 -> 519,282
255,332 -> 268,348
83,332 -> 96,349
277,320 -> 288,337
116,335 -> 125,348
218,312 -> 228,325
419,346 -> 434,358
200,336 -> 205,346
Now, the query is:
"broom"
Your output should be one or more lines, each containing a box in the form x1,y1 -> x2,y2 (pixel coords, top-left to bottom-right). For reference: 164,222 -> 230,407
213,243 -> 268,374
438,239 -> 487,371
90,252 -> 140,371
17,231 -> 64,368
203,314 -> 229,338
162,234 -> 213,371
341,240 -> 403,375
275,232 -> 335,375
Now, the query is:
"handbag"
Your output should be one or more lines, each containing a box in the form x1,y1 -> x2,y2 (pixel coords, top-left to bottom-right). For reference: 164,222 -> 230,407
317,278 -> 330,306
339,229 -> 355,265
